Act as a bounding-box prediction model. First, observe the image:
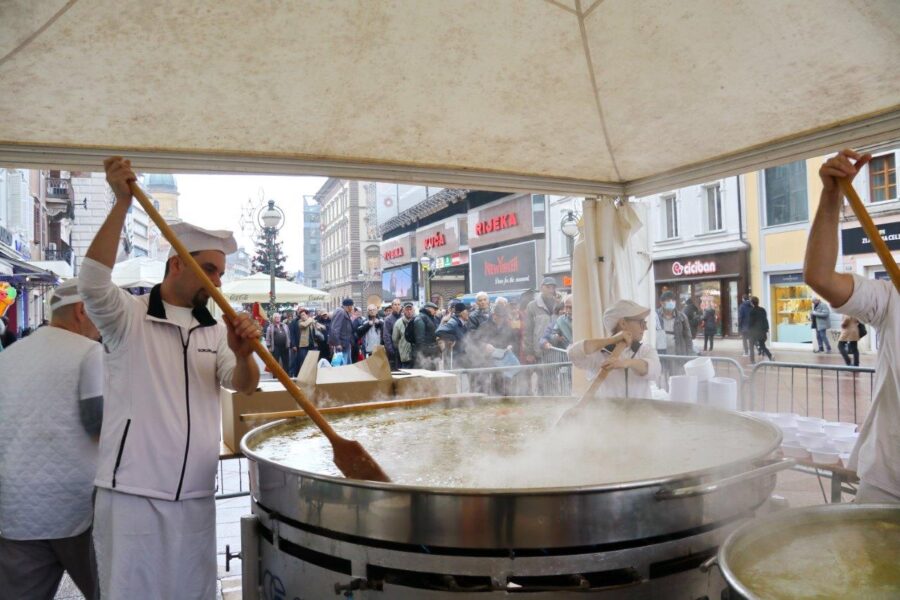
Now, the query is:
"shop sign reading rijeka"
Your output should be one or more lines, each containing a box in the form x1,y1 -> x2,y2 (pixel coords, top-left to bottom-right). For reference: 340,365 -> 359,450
672,260 -> 717,276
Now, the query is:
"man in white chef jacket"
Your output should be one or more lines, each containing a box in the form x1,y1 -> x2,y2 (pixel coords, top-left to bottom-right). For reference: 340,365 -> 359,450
804,148 -> 900,504
78,157 -> 261,598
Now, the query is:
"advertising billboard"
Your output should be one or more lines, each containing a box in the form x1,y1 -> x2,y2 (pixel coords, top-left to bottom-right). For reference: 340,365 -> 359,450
382,264 -> 417,300
470,240 -> 537,293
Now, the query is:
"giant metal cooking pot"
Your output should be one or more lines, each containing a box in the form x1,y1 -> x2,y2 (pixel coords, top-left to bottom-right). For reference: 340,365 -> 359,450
717,503 -> 900,599
241,396 -> 789,550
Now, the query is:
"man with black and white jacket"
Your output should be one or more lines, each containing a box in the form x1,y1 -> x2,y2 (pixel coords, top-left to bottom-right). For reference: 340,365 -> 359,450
78,157 -> 260,599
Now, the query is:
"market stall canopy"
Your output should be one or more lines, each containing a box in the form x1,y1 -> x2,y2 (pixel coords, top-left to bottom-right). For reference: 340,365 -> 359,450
1,1 -> 898,196
110,256 -> 166,288
222,273 -> 329,304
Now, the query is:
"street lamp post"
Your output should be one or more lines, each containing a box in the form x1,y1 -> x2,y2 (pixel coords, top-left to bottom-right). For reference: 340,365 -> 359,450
560,210 -> 580,271
258,199 -> 285,318
419,252 -> 434,304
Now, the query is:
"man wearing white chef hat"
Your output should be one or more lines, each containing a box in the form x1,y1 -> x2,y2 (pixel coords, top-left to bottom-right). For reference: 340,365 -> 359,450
567,299 -> 661,399
78,157 -> 261,598
804,148 -> 899,504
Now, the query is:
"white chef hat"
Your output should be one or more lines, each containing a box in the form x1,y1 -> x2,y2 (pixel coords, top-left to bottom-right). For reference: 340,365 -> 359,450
602,299 -> 651,333
49,279 -> 83,312
168,222 -> 238,257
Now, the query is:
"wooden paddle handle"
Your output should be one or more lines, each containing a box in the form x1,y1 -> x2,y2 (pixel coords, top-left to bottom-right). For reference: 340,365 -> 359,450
572,341 -> 628,410
128,181 -> 342,443
840,179 -> 900,293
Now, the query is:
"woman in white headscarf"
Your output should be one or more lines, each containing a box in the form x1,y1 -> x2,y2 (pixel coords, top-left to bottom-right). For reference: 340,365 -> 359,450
567,300 -> 661,399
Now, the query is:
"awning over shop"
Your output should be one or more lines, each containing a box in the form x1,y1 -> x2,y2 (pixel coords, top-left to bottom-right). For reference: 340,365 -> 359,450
1,1 -> 898,196
0,247 -> 59,282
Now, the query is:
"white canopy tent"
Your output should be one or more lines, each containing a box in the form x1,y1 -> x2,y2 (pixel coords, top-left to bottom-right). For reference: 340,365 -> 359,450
0,1 -> 897,196
110,256 -> 166,289
2,1 -> 898,391
221,273 -> 329,305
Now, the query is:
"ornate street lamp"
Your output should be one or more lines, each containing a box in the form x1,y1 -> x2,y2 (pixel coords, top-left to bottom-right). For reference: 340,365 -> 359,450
258,199 -> 285,318
419,252 -> 435,304
560,210 -> 580,265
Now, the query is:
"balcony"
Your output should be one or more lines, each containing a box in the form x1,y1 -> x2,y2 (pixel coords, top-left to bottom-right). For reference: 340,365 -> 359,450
44,244 -> 73,265
46,177 -> 74,201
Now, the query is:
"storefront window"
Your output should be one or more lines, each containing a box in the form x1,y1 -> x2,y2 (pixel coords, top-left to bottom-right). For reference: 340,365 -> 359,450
770,273 -> 813,343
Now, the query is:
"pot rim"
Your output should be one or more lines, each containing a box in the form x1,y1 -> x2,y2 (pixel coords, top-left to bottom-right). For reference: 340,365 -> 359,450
717,503 -> 900,600
240,396 -> 781,496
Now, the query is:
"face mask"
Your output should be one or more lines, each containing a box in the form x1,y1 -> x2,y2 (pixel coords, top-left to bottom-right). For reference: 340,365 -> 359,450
664,301 -> 676,311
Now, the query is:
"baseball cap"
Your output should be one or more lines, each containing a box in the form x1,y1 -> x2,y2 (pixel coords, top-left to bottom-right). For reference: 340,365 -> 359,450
49,279 -> 83,312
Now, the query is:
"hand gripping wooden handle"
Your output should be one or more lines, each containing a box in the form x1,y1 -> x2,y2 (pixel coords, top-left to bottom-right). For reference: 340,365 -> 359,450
840,179 -> 900,293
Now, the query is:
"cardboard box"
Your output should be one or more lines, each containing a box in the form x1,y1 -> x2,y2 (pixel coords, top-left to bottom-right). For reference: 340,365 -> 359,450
392,369 -> 459,399
296,345 -> 394,408
220,381 -> 302,453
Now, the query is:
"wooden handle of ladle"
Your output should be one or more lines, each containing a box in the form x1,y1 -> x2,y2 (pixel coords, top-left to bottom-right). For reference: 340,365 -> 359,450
839,179 -> 900,293
572,341 -> 628,410
128,181 -> 342,444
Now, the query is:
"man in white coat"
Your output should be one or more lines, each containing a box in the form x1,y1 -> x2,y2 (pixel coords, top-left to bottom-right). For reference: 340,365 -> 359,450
78,156 -> 261,598
804,148 -> 899,504
0,279 -> 103,599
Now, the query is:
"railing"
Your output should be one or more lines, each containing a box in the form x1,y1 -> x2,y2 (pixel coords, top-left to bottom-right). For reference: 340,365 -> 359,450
46,177 -> 73,200
746,361 -> 875,425
216,455 -> 251,500
43,245 -> 73,264
446,361 -> 574,398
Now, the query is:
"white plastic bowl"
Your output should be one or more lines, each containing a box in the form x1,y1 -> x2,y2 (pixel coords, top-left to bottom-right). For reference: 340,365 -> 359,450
780,425 -> 799,443
832,436 -> 858,453
797,419 -> 825,433
683,357 -> 715,382
769,413 -> 798,428
810,449 -> 841,465
797,432 -> 827,446
823,422 -> 857,437
781,444 -> 809,459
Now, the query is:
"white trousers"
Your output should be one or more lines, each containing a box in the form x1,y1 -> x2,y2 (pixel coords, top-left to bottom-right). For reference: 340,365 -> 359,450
93,488 -> 216,600
855,481 -> 900,504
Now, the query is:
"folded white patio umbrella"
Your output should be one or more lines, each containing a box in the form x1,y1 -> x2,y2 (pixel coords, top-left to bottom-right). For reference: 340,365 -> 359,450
110,256 -> 166,289
221,272 -> 329,304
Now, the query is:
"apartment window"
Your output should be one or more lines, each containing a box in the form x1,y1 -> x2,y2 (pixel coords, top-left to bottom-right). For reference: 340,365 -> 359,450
661,195 -> 679,239
764,161 -> 808,226
704,185 -> 723,232
532,194 -> 546,229
869,154 -> 896,202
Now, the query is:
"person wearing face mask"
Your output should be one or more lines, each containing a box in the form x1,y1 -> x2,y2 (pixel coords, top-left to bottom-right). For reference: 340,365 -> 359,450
655,291 -> 694,356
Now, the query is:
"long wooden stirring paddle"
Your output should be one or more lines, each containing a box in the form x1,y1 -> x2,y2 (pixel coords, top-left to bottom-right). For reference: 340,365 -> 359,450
839,179 -> 900,293
128,181 -> 390,482
558,341 -> 628,424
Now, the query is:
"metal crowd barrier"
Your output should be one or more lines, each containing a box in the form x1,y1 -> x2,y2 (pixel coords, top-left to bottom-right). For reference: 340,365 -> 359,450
746,361 -> 875,425
216,455 -> 251,500
446,361 -> 574,398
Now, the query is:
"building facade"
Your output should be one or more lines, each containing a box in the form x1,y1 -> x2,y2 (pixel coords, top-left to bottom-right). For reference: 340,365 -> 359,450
643,177 -> 751,337
302,196 -> 321,289
317,179 -> 381,309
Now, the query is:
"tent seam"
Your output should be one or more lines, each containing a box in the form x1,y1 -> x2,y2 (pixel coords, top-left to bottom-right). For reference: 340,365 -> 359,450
0,0 -> 81,69
582,0 -> 607,20
575,0 -> 621,181
543,0 -> 578,16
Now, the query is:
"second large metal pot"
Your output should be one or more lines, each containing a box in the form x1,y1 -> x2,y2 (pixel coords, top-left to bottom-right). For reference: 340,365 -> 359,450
242,396 -> 787,549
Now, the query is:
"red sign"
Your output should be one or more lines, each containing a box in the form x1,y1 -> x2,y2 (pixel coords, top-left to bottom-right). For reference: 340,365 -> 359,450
484,255 -> 519,276
383,247 -> 404,261
474,212 -> 518,236
672,260 -> 717,276
423,231 -> 446,250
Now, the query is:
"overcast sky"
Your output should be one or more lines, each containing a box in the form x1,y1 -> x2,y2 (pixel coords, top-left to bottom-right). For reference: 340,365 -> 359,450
174,173 -> 326,273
